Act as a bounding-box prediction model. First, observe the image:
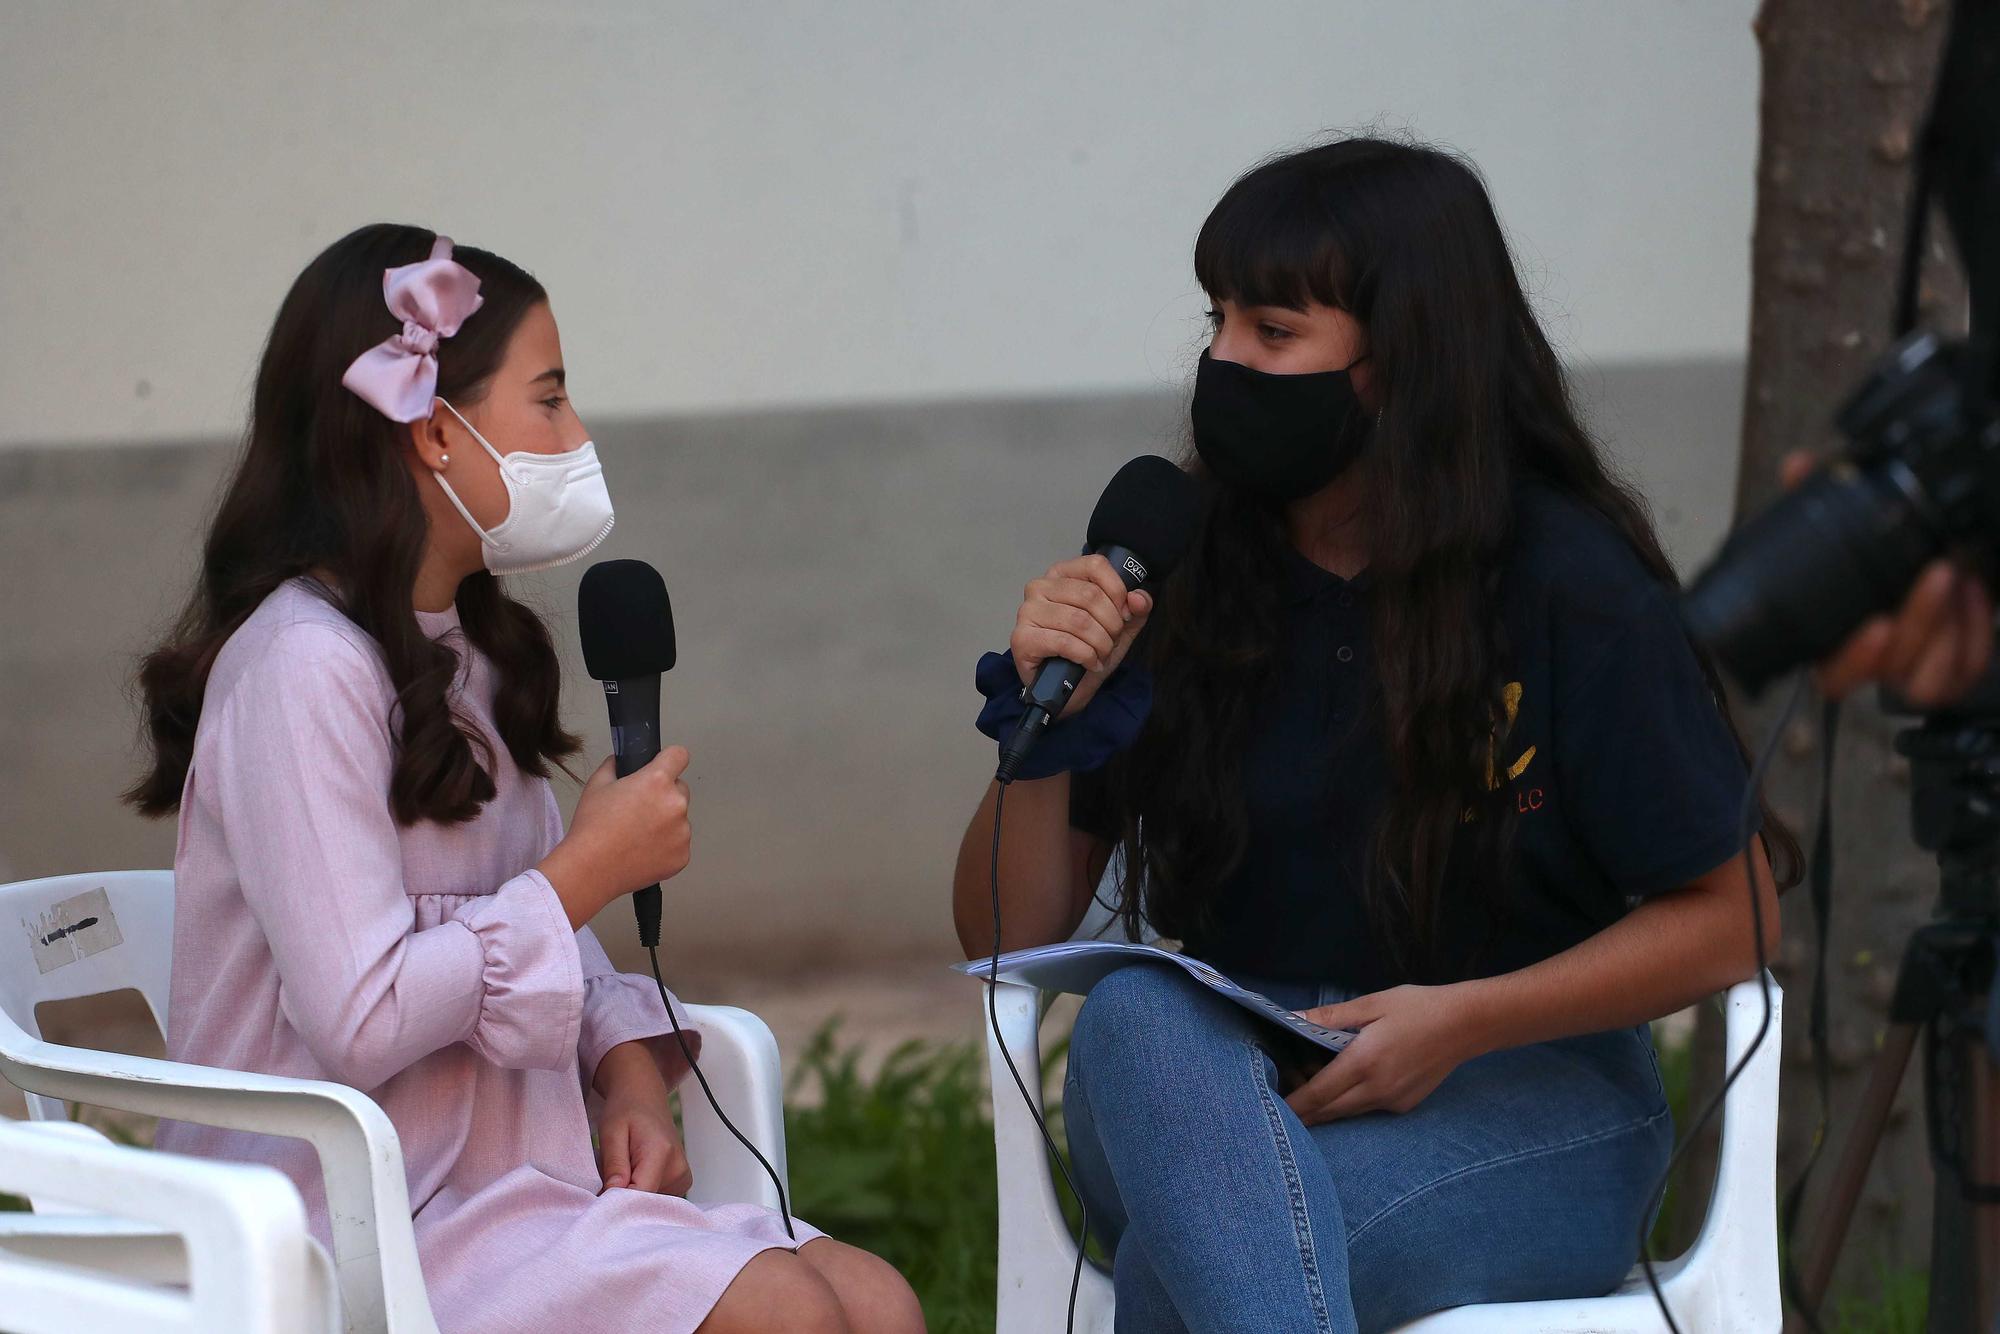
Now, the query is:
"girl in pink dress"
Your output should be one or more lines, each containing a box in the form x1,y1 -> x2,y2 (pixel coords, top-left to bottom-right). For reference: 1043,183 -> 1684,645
128,225 -> 924,1334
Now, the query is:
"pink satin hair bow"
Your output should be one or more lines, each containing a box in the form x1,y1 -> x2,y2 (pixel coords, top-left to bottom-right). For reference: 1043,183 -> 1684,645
341,236 -> 485,423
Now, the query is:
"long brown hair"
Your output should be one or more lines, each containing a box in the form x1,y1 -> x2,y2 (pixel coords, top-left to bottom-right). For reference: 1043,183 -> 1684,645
127,223 -> 580,825
1104,139 -> 1801,977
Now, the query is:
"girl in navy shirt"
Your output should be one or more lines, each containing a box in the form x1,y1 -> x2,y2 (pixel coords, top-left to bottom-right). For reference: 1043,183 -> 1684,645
954,138 -> 1800,1332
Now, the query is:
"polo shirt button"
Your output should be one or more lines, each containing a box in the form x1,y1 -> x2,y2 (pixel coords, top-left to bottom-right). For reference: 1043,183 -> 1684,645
1336,646 -> 1354,663
1338,593 -> 1354,607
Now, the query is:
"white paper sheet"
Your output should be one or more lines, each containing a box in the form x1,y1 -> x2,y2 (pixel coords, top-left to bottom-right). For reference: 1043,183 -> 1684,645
956,940 -> 1355,1056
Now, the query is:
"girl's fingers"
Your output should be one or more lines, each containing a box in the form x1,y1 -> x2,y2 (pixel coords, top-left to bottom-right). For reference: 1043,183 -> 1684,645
1040,578 -> 1129,641
1050,555 -> 1133,609
1319,1083 -> 1383,1121
1036,603 -> 1118,660
599,1124 -> 630,1193
649,745 -> 692,783
666,1150 -> 695,1197
1017,625 -> 1107,672
628,1135 -> 665,1194
1298,999 -> 1374,1031
1285,1049 -> 1364,1120
1096,592 -> 1156,674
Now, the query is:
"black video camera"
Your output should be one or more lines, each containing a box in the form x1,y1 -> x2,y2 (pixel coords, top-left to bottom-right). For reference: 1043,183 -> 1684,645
1682,0 -> 2000,694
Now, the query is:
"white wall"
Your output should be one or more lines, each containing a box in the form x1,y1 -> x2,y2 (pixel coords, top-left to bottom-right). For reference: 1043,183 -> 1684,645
1,1 -> 1760,450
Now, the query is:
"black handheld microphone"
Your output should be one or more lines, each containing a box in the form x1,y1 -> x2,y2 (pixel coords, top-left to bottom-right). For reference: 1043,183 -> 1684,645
995,455 -> 1204,784
578,559 -> 678,949
575,558 -> 797,1240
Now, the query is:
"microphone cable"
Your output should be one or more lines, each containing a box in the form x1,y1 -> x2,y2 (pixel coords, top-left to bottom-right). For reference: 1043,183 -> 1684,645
987,776 -> 1090,1334
1635,669 -> 1816,1333
642,942 -> 795,1242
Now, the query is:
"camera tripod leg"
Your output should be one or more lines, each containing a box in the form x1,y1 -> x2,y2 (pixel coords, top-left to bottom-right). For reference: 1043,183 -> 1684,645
1788,1021 -> 1922,1324
1925,1019 -> 2000,1334
1963,1036 -> 1998,1331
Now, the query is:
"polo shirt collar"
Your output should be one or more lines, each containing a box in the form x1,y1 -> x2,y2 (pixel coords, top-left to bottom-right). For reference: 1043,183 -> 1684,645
1278,542 -> 1370,605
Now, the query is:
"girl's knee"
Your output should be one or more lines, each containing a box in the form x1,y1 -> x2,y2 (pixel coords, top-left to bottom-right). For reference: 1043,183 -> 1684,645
1074,964 -> 1228,1074
697,1248 -> 849,1334
799,1238 -> 926,1334
1077,965 -> 1187,1045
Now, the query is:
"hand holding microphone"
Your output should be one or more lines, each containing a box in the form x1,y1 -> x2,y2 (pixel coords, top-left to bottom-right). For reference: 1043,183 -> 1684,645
542,748 -> 694,929
1011,556 -> 1155,720
537,559 -> 690,940
992,454 -> 1203,782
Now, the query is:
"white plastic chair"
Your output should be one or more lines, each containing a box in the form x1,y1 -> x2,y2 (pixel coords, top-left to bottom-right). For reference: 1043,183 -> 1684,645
0,1116 -> 337,1334
984,954 -> 1783,1333
1,869 -> 792,1334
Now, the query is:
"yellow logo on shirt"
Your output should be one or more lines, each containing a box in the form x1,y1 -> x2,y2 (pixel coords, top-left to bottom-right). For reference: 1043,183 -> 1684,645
1484,681 -> 1537,788
1465,682 -> 1542,820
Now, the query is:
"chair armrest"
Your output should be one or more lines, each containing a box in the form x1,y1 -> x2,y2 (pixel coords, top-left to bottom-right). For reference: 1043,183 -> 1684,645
0,1117 -> 321,1333
1681,972 -> 1783,1314
677,1003 -> 788,1211
980,981 -> 1102,1293
0,1033 -> 437,1334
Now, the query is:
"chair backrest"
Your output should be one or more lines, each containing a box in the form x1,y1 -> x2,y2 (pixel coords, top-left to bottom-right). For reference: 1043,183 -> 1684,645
0,870 -> 177,1122
0,1116 -> 327,1334
1073,847 -> 1158,945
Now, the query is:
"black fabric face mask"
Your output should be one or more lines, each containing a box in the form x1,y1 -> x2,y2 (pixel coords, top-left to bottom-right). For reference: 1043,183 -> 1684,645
1190,347 -> 1375,501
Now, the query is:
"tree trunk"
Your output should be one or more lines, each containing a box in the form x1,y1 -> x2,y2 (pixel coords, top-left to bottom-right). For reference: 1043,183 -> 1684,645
1705,0 -> 1967,1311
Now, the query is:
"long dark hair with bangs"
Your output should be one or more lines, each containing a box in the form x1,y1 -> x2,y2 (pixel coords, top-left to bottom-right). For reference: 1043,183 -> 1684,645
1100,137 -> 1798,978
127,223 -> 580,825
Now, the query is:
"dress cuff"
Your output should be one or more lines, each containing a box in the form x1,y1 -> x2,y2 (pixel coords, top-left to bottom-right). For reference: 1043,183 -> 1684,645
451,870 -> 585,1072
579,968 -> 702,1092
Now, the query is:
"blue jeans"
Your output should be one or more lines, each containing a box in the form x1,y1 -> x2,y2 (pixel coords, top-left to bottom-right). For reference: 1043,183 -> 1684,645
1063,964 -> 1674,1333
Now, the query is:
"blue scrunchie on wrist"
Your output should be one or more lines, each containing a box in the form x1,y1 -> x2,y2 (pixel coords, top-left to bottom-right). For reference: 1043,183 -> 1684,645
973,650 -> 1153,781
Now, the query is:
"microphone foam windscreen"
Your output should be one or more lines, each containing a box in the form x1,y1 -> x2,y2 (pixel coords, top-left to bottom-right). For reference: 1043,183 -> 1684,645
578,559 -> 677,679
1085,455 -> 1205,579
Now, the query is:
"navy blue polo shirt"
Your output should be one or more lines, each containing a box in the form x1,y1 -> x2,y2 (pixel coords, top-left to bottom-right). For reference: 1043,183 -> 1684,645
1071,481 -> 1755,992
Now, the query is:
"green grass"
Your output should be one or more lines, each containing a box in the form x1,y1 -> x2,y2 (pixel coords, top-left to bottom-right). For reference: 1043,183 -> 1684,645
1828,1265 -> 1927,1334
1648,1021 -> 1696,1254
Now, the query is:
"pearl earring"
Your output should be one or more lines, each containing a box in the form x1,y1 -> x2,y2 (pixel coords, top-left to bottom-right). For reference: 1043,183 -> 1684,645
439,453 -> 450,468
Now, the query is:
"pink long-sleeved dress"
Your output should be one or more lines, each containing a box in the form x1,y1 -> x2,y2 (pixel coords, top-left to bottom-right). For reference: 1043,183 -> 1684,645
155,577 -> 818,1333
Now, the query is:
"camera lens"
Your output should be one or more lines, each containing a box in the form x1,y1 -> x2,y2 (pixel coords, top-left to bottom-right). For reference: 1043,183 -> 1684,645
1682,463 -> 1942,693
